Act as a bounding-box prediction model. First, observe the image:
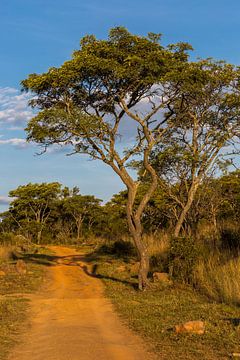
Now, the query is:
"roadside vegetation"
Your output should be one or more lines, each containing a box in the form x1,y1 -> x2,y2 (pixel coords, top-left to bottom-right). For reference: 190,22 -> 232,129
0,240 -> 48,360
83,236 -> 240,359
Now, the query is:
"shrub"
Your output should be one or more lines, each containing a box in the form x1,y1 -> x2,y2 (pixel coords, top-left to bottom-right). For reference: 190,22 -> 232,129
168,236 -> 200,283
220,226 -> 240,251
0,232 -> 16,246
149,253 -> 168,273
98,239 -> 136,258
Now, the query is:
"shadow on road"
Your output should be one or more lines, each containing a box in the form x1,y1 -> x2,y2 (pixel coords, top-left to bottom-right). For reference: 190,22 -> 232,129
22,251 -> 136,288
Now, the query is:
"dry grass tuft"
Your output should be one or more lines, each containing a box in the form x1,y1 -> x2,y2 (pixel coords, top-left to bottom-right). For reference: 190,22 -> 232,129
143,232 -> 170,257
0,246 -> 13,262
194,253 -> 240,305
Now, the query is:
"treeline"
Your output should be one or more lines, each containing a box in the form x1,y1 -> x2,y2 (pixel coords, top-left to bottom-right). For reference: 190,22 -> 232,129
1,169 -> 240,247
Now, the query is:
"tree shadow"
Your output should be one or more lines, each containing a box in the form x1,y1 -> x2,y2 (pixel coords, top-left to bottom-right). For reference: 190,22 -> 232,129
80,263 -> 137,288
224,318 -> 240,326
22,253 -> 86,266
21,252 -> 137,288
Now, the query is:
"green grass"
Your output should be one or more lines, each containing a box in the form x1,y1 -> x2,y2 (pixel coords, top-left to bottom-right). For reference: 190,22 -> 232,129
0,263 -> 44,295
87,251 -> 240,360
0,248 -> 49,360
0,298 -> 28,360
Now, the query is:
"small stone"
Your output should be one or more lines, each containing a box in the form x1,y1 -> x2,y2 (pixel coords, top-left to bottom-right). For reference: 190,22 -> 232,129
175,320 -> 205,335
116,265 -> 126,272
56,258 -> 64,264
0,271 -> 6,276
153,272 -> 173,285
130,262 -> 139,273
232,353 -> 240,358
16,260 -> 27,275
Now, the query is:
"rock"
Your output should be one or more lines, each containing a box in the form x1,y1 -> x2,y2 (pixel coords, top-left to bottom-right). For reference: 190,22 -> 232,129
129,300 -> 141,306
130,262 -> 139,274
16,260 -> 27,275
153,272 -> 173,285
232,353 -> 240,358
175,320 -> 205,335
0,271 -> 6,276
56,258 -> 64,264
116,265 -> 127,272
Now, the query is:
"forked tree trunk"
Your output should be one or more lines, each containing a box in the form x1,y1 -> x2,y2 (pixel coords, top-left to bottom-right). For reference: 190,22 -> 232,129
128,221 -> 150,290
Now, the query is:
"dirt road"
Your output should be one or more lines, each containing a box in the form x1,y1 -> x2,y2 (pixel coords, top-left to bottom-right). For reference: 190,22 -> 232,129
8,246 -> 155,360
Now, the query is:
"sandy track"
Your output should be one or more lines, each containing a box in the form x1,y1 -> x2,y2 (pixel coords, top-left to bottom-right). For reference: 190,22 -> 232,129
8,246 -> 155,360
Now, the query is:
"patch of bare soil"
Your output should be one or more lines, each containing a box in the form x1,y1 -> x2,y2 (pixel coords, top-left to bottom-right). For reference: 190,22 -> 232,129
8,246 -> 155,360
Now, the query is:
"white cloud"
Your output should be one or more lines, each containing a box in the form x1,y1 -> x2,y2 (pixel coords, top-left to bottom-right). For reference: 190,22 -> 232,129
0,196 -> 11,205
0,138 -> 28,148
7,126 -> 24,131
0,87 -> 34,126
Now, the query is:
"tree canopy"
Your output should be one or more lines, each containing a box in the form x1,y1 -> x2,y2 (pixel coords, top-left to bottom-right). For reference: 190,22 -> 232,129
21,26 -> 240,289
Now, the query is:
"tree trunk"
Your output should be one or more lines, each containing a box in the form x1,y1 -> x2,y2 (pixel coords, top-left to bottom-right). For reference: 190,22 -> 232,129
37,228 -> 42,244
75,215 -> 83,241
76,222 -> 82,241
174,181 -> 199,238
131,226 -> 149,290
126,185 -> 150,290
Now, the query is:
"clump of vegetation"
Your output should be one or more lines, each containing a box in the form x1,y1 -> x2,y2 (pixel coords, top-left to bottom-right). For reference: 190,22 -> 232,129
0,245 -> 48,359
98,240 -> 137,258
0,246 -> 14,263
0,298 -> 27,360
219,226 -> 240,251
194,254 -> 240,306
168,236 -> 201,283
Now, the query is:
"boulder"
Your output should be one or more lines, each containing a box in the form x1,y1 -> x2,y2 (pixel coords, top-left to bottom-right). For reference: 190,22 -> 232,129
0,270 -> 5,276
153,272 -> 173,285
175,320 -> 205,335
16,260 -> 27,275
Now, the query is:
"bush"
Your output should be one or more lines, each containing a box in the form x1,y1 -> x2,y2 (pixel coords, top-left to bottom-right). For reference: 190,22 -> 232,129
149,253 -> 168,273
98,239 -> 136,258
0,232 -> 16,246
168,236 -> 200,283
220,226 -> 240,251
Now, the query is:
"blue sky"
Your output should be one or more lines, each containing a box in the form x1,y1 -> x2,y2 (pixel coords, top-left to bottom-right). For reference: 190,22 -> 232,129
0,0 -> 240,209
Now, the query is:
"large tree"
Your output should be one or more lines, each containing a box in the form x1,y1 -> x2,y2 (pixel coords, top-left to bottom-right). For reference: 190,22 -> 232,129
22,27 -> 190,289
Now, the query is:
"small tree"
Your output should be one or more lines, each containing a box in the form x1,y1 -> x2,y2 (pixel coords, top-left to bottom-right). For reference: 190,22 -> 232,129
151,59 -> 240,237
22,27 -> 190,289
8,182 -> 61,243
63,194 -> 102,240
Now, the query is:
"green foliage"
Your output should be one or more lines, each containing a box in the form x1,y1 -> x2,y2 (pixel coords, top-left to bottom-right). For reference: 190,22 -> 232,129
168,236 -> 200,283
1,183 -> 104,244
